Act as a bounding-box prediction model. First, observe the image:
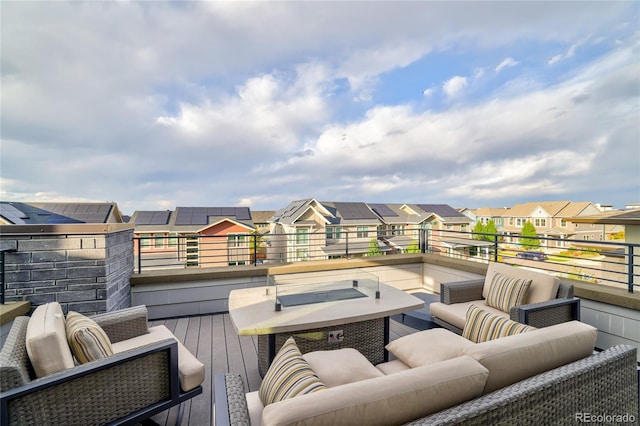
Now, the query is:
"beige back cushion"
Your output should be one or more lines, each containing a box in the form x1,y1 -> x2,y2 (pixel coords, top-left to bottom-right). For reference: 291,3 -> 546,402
261,356 -> 489,426
461,320 -> 597,393
483,262 -> 559,304
25,302 -> 75,378
303,348 -> 383,387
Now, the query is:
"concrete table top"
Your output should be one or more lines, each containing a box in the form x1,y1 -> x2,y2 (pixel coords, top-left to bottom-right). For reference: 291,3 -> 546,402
229,283 -> 424,336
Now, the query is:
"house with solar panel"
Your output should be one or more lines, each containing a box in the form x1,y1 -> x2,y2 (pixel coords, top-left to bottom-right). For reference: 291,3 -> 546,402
129,207 -> 256,269
0,201 -> 124,224
367,203 -> 473,254
267,199 -> 387,262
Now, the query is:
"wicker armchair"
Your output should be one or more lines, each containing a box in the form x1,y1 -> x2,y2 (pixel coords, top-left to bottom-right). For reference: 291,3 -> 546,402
433,278 -> 579,334
430,262 -> 580,335
0,306 -> 202,426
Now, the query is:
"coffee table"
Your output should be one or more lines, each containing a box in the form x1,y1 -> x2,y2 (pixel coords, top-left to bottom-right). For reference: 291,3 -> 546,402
228,280 -> 424,376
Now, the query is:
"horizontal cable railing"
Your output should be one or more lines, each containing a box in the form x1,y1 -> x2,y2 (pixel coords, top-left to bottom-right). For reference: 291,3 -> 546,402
133,227 -> 638,293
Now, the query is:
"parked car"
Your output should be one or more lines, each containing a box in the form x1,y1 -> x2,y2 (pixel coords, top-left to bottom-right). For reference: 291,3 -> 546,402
516,251 -> 548,261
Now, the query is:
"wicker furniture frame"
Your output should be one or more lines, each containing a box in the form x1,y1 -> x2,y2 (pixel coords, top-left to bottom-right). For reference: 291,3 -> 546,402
433,278 -> 580,334
214,345 -> 639,426
257,317 -> 388,377
0,306 -> 202,426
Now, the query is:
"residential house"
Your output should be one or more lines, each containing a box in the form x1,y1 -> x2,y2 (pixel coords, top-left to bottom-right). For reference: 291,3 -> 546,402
0,201 -> 124,224
250,211 -> 276,235
267,200 -> 474,262
267,199 -> 386,262
471,206 -> 510,229
369,203 -> 430,253
130,207 -> 255,268
490,201 -> 610,248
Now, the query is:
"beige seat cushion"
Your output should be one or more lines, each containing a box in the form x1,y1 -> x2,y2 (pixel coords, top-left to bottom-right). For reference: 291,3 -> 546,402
111,325 -> 205,392
245,391 -> 264,426
303,348 -> 383,387
386,328 -> 475,368
483,262 -> 559,304
26,302 -> 75,378
461,320 -> 597,393
261,355 -> 489,426
375,359 -> 410,375
429,300 -> 506,330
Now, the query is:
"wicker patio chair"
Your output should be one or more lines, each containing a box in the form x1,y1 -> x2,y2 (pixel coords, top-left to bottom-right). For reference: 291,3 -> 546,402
0,306 -> 202,426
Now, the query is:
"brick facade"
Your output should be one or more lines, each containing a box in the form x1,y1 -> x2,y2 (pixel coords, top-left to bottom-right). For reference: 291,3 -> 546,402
0,224 -> 134,315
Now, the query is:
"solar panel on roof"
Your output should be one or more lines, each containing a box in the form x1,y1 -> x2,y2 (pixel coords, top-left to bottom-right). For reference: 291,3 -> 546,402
334,202 -> 378,220
150,211 -> 170,225
174,208 -> 193,225
0,203 -> 28,224
369,204 -> 398,217
417,204 -> 464,218
235,208 -> 251,220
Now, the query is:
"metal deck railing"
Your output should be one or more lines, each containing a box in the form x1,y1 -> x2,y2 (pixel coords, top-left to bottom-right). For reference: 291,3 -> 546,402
133,227 -> 638,293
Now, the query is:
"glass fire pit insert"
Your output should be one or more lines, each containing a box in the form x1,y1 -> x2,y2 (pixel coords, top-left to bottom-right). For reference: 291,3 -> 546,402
267,269 -> 380,311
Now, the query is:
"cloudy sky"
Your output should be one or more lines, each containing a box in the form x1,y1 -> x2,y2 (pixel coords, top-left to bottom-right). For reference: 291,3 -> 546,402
1,1 -> 639,214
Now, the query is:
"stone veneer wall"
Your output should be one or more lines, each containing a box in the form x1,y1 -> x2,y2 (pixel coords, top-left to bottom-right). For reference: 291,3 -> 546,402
0,224 -> 134,315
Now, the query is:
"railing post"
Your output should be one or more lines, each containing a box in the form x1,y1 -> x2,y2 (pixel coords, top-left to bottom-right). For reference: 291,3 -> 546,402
493,234 -> 499,263
628,245 -> 634,293
137,237 -> 142,274
345,231 -> 349,258
253,234 -> 258,266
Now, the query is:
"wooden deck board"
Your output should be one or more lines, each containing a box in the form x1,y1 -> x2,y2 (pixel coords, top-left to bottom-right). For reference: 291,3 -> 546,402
150,313 -> 419,426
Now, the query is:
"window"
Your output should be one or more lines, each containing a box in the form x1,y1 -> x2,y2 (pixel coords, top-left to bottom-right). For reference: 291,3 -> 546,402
185,236 -> 199,267
560,219 -> 567,228
228,234 -> 246,248
154,233 -> 165,249
357,226 -> 368,238
508,218 -> 513,226
228,261 -> 246,266
296,248 -> 309,261
326,227 -> 342,240
167,233 -> 178,247
139,233 -> 151,249
516,218 -> 524,227
461,224 -> 467,231
296,228 -> 309,245
534,218 -> 546,227
391,225 -> 405,236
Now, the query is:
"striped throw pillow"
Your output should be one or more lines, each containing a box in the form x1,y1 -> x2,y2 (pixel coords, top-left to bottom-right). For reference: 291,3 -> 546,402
65,311 -> 113,364
463,305 -> 536,343
485,272 -> 531,313
259,337 -> 327,406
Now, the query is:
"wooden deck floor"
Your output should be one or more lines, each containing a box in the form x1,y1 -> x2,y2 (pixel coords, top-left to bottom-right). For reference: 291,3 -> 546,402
147,313 -> 420,426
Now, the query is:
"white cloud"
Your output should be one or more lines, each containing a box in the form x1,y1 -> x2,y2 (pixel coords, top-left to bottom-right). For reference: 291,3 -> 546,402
1,1 -> 637,210
548,41 -> 583,64
442,76 -> 468,98
495,57 -> 519,72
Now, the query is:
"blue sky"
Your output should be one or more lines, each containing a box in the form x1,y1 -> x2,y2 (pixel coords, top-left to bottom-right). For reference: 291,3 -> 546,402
1,1 -> 639,214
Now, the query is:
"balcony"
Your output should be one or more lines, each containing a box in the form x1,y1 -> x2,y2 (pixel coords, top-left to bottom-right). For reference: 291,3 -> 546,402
1,225 -> 639,424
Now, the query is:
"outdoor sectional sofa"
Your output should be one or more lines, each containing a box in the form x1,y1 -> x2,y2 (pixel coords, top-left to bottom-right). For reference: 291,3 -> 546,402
215,319 -> 639,425
429,261 -> 580,334
0,303 -> 205,425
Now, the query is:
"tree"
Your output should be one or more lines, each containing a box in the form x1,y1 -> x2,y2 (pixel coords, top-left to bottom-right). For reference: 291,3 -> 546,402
405,240 -> 420,253
473,220 -> 497,242
519,221 -> 540,249
367,238 -> 382,256
484,219 -> 497,237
